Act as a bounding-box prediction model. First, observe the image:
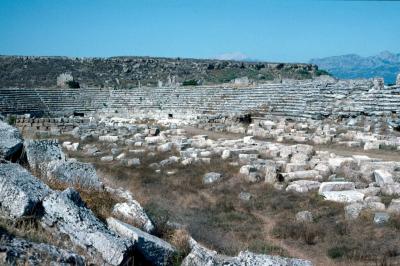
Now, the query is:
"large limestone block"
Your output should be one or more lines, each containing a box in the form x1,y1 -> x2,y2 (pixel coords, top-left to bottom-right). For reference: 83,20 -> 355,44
112,201 -> 155,233
46,159 -> 102,189
0,163 -> 50,218
388,199 -> 400,214
0,120 -> 23,159
107,217 -> 176,266
381,183 -> 400,196
286,180 -> 321,193
281,170 -> 320,182
328,157 -> 355,172
321,190 -> 364,203
24,139 -> 65,170
373,169 -> 394,187
203,172 -> 222,184
41,188 -> 134,265
318,182 -> 355,194
344,203 -> 364,220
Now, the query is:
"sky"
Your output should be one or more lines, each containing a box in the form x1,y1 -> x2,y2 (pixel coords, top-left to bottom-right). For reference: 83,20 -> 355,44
0,0 -> 399,63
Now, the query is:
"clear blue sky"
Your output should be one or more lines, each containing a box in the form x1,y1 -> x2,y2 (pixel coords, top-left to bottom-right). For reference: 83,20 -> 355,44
1,0 -> 399,62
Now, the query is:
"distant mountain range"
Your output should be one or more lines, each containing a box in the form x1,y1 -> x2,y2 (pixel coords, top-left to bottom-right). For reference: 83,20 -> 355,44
310,51 -> 400,84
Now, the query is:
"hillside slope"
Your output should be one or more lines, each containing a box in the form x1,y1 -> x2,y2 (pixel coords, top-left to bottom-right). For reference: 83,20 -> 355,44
0,55 -> 319,88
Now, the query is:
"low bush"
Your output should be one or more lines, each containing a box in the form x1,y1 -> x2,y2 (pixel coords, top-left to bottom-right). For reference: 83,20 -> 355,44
66,80 -> 80,88
182,79 -> 198,86
327,245 -> 349,259
272,220 -> 323,245
7,115 -> 16,125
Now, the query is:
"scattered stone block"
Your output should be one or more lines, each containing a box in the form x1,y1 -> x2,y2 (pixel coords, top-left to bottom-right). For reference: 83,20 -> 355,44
112,201 -> 155,233
203,172 -> 222,184
295,211 -> 313,222
373,169 -> 394,186
107,217 -> 176,266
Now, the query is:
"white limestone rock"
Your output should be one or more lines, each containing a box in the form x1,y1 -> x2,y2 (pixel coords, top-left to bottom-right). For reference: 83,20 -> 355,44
100,155 -> 114,162
344,203 -> 364,220
112,201 -> 155,233
364,141 -> 380,150
295,211 -> 313,222
321,190 -> 364,203
221,149 -> 231,160
107,217 -> 176,266
381,183 -> 400,196
203,172 -> 222,184
286,180 -> 321,193
281,170 -> 320,182
0,120 -> 23,159
46,159 -> 102,189
387,199 -> 400,214
318,182 -> 355,194
237,251 -> 313,266
41,188 -> 134,265
125,158 -> 141,167
158,142 -> 173,152
99,135 -> 119,142
24,139 -> 65,170
373,169 -> 394,187
0,163 -> 50,218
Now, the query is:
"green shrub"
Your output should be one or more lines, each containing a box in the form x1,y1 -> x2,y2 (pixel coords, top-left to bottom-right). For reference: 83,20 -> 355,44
182,79 -> 198,86
7,115 -> 16,125
316,69 -> 330,76
66,80 -> 80,88
327,246 -> 349,259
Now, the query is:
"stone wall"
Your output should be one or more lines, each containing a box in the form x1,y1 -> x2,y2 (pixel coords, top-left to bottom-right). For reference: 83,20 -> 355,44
15,117 -> 88,136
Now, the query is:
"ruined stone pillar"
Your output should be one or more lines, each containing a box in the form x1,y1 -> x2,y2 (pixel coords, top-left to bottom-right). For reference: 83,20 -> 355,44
373,78 -> 384,90
396,73 -> 400,86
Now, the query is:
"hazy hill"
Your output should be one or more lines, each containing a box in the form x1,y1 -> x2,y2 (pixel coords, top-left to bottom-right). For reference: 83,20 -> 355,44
310,51 -> 400,84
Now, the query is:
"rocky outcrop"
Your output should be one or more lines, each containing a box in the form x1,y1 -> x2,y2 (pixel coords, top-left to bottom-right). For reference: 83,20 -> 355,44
107,217 -> 176,266
0,163 -> 50,218
0,120 -> 23,160
41,188 -> 134,265
0,55 -> 318,88
0,230 -> 85,265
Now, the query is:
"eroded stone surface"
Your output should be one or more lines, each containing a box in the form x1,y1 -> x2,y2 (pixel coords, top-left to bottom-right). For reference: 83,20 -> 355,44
0,120 -> 22,160
0,163 -> 50,218
41,188 -> 134,265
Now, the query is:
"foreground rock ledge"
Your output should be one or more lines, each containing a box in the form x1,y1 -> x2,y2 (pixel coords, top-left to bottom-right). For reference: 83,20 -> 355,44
41,188 -> 134,265
0,231 -> 85,266
0,163 -> 50,218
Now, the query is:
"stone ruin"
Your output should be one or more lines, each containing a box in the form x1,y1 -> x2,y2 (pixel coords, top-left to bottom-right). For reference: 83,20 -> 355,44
56,73 -> 74,87
1,56 -> 400,265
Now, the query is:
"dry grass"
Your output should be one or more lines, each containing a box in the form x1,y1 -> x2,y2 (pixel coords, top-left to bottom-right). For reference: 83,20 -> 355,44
0,217 -> 57,246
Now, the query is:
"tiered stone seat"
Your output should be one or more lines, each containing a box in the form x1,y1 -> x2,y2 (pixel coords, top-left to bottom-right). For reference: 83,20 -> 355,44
1,80 -> 399,119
